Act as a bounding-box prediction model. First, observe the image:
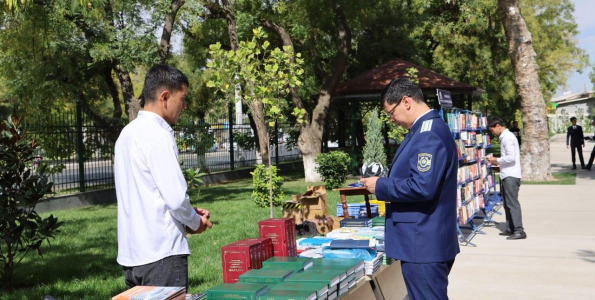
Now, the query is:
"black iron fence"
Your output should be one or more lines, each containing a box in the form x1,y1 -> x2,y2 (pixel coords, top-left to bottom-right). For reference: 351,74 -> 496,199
25,101 -> 302,194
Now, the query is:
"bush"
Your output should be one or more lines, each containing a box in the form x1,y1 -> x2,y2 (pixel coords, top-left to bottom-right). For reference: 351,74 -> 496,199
0,115 -> 63,292
251,164 -> 284,208
315,151 -> 352,189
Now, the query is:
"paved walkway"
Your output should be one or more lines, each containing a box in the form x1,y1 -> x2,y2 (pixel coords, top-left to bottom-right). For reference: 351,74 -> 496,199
449,134 -> 595,299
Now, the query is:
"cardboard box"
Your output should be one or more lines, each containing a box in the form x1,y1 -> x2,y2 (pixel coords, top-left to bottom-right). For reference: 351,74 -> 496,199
284,186 -> 330,224
282,201 -> 303,225
373,263 -> 408,300
335,279 -> 376,300
306,216 -> 334,235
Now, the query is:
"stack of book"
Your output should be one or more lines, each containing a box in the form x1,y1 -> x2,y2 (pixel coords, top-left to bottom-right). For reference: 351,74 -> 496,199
371,216 -> 385,227
364,252 -> 384,275
206,283 -> 268,299
269,282 -> 329,300
239,268 -> 294,285
258,218 -> 297,257
112,286 -> 186,300
285,268 -> 345,300
256,290 -> 317,300
221,238 -> 273,283
339,217 -> 372,228
262,256 -> 314,272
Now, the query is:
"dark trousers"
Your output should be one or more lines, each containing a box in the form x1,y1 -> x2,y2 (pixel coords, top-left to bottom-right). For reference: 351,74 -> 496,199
123,255 -> 189,291
570,144 -> 585,167
400,259 -> 455,300
501,177 -> 524,233
587,145 -> 595,169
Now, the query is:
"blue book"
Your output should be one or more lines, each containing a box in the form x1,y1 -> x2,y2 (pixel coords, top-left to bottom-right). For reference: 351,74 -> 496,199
328,239 -> 372,249
340,218 -> 372,228
297,237 -> 334,247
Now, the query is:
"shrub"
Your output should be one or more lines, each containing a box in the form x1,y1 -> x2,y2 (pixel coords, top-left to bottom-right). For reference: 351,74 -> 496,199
363,109 -> 387,166
315,151 -> 352,189
0,115 -> 63,292
251,164 -> 284,208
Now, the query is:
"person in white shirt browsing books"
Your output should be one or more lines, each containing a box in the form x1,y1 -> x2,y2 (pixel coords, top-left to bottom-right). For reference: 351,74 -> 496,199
486,117 -> 526,240
114,64 -> 212,291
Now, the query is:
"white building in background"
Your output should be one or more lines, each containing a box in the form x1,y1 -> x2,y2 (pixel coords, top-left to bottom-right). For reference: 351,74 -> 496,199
548,91 -> 595,134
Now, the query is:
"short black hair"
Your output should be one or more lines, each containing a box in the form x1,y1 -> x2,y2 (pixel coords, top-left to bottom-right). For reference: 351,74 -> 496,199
141,64 -> 189,107
488,117 -> 505,128
570,117 -> 577,121
379,78 -> 424,107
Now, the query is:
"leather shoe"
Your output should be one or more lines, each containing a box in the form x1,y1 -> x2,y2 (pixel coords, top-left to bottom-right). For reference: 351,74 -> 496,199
506,232 -> 527,240
499,230 -> 513,236
581,166 -> 587,169
572,166 -> 577,170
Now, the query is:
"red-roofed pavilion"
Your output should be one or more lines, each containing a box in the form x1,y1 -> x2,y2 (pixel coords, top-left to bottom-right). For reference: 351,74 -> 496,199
326,58 -> 481,173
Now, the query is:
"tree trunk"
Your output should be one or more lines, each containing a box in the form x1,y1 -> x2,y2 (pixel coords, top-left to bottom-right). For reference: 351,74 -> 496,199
249,101 -> 270,167
158,0 -> 185,63
221,0 -> 239,51
103,66 -> 123,121
262,0 -> 351,182
114,65 -> 140,122
498,0 -> 552,181
299,126 -> 323,182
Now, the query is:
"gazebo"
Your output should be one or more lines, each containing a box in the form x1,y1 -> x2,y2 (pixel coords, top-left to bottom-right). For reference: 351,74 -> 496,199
328,58 -> 481,173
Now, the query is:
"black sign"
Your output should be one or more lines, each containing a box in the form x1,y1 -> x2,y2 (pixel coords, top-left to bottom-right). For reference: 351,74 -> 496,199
437,89 -> 453,108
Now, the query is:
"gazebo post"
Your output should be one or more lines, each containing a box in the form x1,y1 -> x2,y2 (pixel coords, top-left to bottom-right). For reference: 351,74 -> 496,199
350,100 -> 359,175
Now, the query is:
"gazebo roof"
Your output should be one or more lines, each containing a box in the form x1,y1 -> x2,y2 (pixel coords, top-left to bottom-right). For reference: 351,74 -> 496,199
333,58 -> 478,99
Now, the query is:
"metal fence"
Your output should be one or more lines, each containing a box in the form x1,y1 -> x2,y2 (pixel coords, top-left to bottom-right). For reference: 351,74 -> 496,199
25,101 -> 301,194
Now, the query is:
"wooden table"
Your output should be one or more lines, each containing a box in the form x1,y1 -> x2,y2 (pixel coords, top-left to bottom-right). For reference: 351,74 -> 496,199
334,187 -> 373,218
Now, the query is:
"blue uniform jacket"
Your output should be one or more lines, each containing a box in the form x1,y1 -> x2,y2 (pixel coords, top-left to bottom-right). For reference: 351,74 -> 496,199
376,110 -> 460,263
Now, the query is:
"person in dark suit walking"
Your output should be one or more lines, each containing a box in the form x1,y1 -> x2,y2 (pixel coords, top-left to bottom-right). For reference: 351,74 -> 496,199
566,117 -> 586,169
586,119 -> 595,171
509,121 -> 522,146
359,79 -> 459,300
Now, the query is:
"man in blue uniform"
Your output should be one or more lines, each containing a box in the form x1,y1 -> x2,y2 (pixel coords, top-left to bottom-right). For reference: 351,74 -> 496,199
360,78 -> 459,300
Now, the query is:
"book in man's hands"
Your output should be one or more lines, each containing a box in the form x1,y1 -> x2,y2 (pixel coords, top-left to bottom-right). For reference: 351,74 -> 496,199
112,286 -> 186,300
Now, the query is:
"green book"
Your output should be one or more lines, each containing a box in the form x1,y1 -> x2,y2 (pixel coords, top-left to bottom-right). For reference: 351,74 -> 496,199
269,281 -> 329,297
311,258 -> 364,275
239,269 -> 294,284
262,256 -> 314,271
256,289 -> 317,300
285,269 -> 345,288
206,283 -> 268,300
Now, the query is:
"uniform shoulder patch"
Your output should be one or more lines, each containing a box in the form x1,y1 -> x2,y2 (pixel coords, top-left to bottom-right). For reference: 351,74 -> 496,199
417,153 -> 432,172
420,119 -> 433,133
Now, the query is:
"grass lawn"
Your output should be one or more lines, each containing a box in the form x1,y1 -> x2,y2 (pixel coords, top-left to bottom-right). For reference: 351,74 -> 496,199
2,171 -> 366,299
521,172 -> 576,185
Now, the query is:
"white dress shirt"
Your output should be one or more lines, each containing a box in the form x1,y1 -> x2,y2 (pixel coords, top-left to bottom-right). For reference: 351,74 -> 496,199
497,128 -> 522,179
115,111 -> 201,267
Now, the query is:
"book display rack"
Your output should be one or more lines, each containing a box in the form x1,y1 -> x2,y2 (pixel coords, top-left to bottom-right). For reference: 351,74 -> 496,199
442,107 -> 502,246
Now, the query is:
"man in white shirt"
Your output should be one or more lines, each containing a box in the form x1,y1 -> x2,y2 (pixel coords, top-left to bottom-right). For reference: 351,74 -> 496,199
487,117 -> 526,240
114,64 -> 212,290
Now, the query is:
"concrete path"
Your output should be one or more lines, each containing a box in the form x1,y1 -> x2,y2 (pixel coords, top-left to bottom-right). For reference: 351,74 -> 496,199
448,134 -> 595,300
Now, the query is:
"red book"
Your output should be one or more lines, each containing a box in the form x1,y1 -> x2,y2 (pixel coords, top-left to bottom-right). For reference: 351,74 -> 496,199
258,218 -> 297,257
221,240 -> 260,283
234,239 -> 264,269
242,238 -> 273,266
